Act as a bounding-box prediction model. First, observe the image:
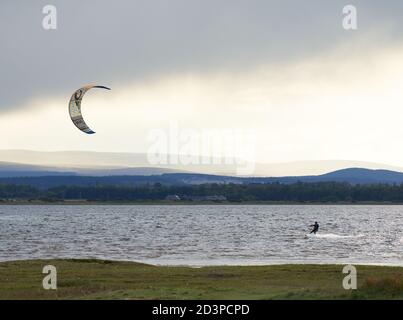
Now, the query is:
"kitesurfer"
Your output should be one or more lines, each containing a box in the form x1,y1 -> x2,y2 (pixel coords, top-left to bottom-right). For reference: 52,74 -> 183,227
310,221 -> 319,234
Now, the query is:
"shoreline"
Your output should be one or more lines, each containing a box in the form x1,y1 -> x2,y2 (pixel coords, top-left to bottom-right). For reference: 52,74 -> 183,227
1,259 -> 403,299
2,258 -> 403,268
4,257 -> 403,268
3,200 -> 403,205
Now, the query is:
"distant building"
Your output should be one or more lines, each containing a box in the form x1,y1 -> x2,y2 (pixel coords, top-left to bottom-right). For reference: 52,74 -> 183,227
181,195 -> 227,202
204,195 -> 227,201
165,194 -> 181,201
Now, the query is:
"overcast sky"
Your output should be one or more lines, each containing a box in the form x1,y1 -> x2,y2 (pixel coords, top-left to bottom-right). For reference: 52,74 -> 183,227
2,1 -> 403,167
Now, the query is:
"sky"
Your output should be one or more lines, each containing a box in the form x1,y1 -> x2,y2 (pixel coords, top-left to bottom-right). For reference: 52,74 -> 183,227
2,1 -> 403,167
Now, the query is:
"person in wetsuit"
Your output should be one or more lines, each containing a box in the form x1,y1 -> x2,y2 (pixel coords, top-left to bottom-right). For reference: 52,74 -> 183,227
310,221 -> 319,234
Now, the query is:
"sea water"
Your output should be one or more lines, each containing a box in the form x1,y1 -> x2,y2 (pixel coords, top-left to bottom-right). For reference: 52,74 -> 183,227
0,205 -> 402,266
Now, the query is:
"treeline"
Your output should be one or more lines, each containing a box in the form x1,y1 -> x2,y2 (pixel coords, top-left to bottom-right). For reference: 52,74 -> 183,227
3,181 -> 403,202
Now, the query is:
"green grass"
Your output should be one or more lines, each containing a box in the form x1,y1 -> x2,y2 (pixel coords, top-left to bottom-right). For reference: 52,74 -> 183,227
0,260 -> 402,300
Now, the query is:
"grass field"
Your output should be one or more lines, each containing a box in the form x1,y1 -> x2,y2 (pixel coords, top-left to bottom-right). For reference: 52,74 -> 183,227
1,259 -> 403,299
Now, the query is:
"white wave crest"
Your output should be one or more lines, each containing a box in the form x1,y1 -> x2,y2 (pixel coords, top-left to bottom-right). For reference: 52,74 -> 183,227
306,233 -> 364,239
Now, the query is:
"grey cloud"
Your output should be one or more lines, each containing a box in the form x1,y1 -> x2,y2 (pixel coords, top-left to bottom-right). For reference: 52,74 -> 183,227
1,0 -> 402,110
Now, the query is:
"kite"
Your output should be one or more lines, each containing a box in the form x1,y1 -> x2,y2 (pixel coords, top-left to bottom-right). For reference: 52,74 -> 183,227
68,85 -> 111,134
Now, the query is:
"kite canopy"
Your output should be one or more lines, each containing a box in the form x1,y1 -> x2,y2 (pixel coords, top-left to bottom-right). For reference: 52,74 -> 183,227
68,85 -> 111,134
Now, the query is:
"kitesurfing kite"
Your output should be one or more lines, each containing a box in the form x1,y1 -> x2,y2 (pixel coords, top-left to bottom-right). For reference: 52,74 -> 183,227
68,85 -> 111,134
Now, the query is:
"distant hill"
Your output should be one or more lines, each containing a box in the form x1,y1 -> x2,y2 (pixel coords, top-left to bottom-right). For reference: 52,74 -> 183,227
160,168 -> 403,185
0,161 -> 186,178
0,162 -> 76,177
2,168 -> 403,189
1,150 -> 403,176
308,168 -> 403,184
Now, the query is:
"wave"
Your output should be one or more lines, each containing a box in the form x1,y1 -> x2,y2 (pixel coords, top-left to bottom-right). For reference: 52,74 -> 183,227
305,233 -> 364,239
